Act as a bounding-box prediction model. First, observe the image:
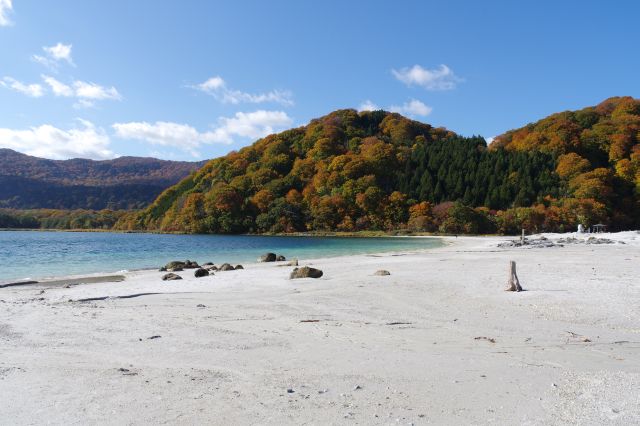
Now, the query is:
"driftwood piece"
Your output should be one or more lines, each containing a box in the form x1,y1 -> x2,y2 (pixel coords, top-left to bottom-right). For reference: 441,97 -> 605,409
506,260 -> 523,292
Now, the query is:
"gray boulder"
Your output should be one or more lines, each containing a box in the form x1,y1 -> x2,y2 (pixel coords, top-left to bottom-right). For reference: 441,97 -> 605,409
276,255 -> 286,261
234,265 -> 244,270
165,261 -> 185,271
194,268 -> 209,278
162,273 -> 182,281
290,266 -> 323,279
258,253 -> 277,262
184,260 -> 200,269
219,263 -> 235,271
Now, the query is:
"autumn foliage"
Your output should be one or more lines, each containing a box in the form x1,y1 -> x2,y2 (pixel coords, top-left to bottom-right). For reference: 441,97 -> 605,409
114,98 -> 640,235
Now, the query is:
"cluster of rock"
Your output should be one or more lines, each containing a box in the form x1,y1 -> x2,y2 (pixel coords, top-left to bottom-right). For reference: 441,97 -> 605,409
159,253 -> 327,282
498,235 -> 625,249
160,260 -> 244,281
258,253 -> 286,262
498,237 -> 559,249
159,260 -> 200,272
557,236 -> 623,245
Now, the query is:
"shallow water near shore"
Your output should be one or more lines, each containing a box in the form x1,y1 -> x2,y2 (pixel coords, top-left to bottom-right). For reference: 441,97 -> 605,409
0,231 -> 442,283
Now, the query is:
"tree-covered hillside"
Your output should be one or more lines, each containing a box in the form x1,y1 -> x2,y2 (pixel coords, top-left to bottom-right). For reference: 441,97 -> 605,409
115,98 -> 639,234
99,107 -> 562,233
492,96 -> 640,229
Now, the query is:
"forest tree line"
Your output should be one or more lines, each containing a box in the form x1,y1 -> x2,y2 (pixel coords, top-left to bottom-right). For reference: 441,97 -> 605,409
113,97 -> 640,234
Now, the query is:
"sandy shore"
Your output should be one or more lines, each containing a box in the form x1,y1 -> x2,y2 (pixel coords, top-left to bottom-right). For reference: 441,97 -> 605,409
1,233 -> 639,425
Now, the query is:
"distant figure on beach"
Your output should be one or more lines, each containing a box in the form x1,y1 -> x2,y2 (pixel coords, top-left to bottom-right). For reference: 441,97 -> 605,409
577,224 -> 584,233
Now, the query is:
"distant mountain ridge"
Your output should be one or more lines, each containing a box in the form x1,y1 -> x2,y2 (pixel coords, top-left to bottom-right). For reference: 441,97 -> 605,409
0,149 -> 206,209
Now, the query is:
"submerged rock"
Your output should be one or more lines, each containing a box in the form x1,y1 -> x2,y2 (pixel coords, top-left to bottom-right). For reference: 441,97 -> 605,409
162,273 -> 182,281
259,253 -> 277,262
290,266 -> 323,279
194,268 -> 209,278
374,270 -> 391,276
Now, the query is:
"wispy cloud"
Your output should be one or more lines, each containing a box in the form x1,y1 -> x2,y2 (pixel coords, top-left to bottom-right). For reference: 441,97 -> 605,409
112,121 -> 209,157
0,76 -> 45,97
389,99 -> 433,117
42,75 -> 121,108
41,75 -> 73,96
209,110 -> 293,143
392,64 -> 461,90
358,100 -> 380,112
0,0 -> 13,26
0,119 -> 114,160
113,110 -> 293,157
358,99 -> 433,117
192,76 -> 294,106
32,42 -> 75,69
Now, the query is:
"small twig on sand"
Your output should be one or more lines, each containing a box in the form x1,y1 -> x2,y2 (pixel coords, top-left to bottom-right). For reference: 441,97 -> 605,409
475,336 -> 497,343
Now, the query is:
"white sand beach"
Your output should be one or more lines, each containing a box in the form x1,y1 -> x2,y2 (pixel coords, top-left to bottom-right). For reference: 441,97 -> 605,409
1,233 -> 639,425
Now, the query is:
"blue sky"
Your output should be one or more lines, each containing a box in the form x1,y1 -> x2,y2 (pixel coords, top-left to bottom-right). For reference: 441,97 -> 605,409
0,0 -> 638,161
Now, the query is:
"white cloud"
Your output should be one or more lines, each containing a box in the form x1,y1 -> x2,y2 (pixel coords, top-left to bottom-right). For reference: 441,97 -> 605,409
45,43 -> 73,63
193,76 -> 294,106
41,75 -> 121,107
0,77 -> 45,97
112,121 -> 207,157
358,100 -> 380,112
389,99 -> 433,117
392,64 -> 461,90
0,119 -> 115,160
0,0 -> 13,26
198,76 -> 225,91
32,42 -> 75,68
209,110 -> 293,143
113,110 -> 293,157
73,80 -> 121,101
42,75 -> 73,96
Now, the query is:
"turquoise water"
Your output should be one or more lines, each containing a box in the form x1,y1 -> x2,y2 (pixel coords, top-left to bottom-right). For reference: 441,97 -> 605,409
0,231 -> 442,283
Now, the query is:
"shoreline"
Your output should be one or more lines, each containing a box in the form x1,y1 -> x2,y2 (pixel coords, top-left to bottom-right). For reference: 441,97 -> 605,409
0,233 -> 447,285
2,230 -> 636,287
0,240 -> 448,288
0,226 -> 501,237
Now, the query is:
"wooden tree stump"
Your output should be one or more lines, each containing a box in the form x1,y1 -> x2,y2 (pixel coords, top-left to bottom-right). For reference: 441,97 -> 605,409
506,260 -> 523,292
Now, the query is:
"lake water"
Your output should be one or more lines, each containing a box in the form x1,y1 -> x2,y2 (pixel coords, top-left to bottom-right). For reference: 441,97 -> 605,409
0,231 -> 443,283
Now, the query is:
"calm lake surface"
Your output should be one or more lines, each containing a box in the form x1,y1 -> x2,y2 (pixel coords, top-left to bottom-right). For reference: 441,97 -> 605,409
0,231 -> 443,283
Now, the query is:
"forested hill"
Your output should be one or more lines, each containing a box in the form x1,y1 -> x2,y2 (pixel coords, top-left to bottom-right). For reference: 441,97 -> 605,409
0,150 -> 206,210
491,96 -> 640,229
110,100 -> 619,234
